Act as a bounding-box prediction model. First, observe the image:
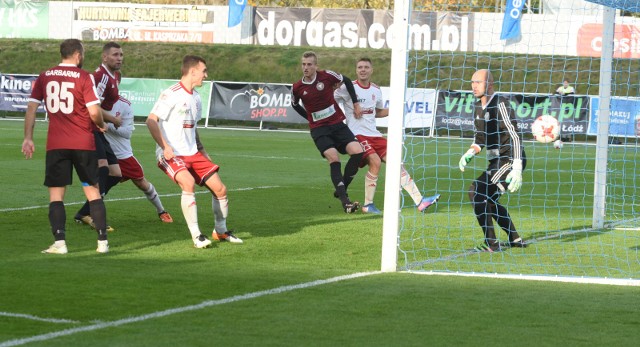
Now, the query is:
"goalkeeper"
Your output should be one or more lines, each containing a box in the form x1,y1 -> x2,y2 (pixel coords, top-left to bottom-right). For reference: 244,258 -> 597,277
459,69 -> 527,252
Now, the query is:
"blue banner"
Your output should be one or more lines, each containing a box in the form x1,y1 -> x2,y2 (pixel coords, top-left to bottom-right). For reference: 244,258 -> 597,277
588,97 -> 640,137
500,0 -> 525,40
585,0 -> 640,12
228,0 -> 246,28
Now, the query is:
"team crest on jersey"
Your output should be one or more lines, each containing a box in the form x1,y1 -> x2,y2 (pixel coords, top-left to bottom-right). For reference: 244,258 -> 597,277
316,82 -> 325,91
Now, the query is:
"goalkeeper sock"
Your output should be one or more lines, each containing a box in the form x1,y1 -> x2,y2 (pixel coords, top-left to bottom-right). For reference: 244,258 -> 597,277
212,195 -> 229,233
343,152 -> 363,190
49,201 -> 66,241
330,162 -> 349,205
400,167 -> 423,206
364,171 -> 378,206
493,202 -> 520,241
181,191 -> 201,239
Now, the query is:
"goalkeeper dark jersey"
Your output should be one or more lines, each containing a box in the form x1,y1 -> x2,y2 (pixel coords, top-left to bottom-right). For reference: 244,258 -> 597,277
472,93 -> 523,162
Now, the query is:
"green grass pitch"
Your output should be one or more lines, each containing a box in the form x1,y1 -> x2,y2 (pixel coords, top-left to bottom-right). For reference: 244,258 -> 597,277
1,119 -> 639,346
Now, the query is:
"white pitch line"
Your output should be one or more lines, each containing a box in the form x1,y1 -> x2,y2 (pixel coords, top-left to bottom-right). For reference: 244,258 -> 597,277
0,312 -> 80,324
0,271 -> 380,347
0,186 -> 280,213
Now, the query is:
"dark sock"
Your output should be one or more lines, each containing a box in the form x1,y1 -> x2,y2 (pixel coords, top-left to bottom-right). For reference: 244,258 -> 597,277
89,199 -> 108,241
104,175 -> 122,195
49,201 -> 66,241
329,162 -> 349,205
343,152 -> 363,190
474,201 -> 497,247
493,203 -> 519,241
76,166 -> 109,218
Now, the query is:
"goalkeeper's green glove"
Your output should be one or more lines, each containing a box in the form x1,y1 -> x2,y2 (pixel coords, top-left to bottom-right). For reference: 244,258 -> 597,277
459,148 -> 476,172
506,159 -> 523,193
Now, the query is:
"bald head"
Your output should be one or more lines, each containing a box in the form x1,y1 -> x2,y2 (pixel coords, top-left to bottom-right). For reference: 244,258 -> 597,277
471,69 -> 494,98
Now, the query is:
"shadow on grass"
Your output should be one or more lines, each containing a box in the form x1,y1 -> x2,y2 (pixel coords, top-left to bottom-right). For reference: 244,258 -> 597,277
526,225 -> 612,244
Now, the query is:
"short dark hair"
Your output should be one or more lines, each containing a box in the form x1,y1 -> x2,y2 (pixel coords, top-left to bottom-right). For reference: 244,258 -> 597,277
358,57 -> 372,65
563,79 -> 570,83
102,41 -> 121,53
181,55 -> 207,76
60,39 -> 83,59
302,51 -> 317,64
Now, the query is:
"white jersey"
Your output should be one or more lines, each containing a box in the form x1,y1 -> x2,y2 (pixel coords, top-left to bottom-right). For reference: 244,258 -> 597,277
104,95 -> 134,159
334,80 -> 384,137
150,82 -> 202,158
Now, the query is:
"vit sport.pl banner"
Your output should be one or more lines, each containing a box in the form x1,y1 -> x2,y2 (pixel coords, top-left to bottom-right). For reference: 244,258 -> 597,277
435,90 -> 590,134
253,7 -> 473,51
210,82 -> 307,124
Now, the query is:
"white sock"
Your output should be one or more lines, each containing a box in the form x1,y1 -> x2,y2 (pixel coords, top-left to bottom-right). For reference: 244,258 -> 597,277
364,171 -> 378,206
212,195 -> 229,234
144,183 -> 165,213
54,240 -> 66,247
181,191 -> 201,239
400,167 -> 423,206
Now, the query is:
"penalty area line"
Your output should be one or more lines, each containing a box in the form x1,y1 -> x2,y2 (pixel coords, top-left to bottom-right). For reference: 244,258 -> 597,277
0,312 -> 80,324
0,271 -> 380,347
0,185 -> 280,213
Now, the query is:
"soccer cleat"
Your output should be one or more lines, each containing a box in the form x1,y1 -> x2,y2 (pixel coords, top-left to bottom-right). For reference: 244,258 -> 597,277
474,243 -> 501,253
193,234 -> 212,249
417,194 -> 441,212
158,211 -> 173,223
343,201 -> 360,214
42,243 -> 68,254
509,238 -> 528,248
362,203 -> 381,214
75,215 -> 115,233
212,230 -> 243,244
96,240 -> 109,254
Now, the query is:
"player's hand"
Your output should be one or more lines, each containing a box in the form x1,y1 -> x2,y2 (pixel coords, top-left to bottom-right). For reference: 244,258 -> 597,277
353,102 -> 363,119
112,116 -> 122,128
506,159 -> 523,193
458,148 -> 476,172
22,139 -> 34,159
163,146 -> 175,161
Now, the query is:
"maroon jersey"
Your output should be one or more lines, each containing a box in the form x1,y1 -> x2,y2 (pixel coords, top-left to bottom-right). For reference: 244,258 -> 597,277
93,64 -> 120,111
29,64 -> 100,151
292,70 -> 346,129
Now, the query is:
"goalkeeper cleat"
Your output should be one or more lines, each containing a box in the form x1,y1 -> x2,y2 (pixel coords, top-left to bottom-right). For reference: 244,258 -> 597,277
158,211 -> 173,223
509,238 -> 528,248
42,243 -> 68,254
193,234 -> 212,249
343,201 -> 360,214
75,215 -> 115,233
417,194 -> 441,212
362,203 -> 381,214
96,240 -> 109,254
474,243 -> 501,253
212,230 -> 243,244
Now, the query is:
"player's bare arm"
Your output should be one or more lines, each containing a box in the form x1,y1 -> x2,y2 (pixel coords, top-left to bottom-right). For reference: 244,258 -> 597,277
195,130 -> 211,161
101,108 -> 122,128
375,107 -> 389,118
146,113 -> 174,160
22,101 -> 38,159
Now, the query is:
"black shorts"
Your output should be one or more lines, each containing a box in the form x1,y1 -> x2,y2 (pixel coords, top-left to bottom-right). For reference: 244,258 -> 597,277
44,149 -> 99,187
94,131 -> 118,165
474,150 -> 527,202
310,123 -> 358,156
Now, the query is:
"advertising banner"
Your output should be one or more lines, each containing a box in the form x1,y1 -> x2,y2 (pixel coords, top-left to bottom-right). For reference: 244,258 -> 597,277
119,78 -> 212,118
253,7 -> 473,51
588,97 -> 640,137
0,73 -> 43,112
500,0 -> 525,40
577,23 -> 640,58
375,87 -> 436,129
210,82 -> 307,124
72,3 -> 217,43
0,0 -> 49,38
435,90 -> 590,134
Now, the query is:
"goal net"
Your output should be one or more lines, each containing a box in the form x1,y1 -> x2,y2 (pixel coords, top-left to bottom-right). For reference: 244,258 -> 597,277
383,0 -> 640,284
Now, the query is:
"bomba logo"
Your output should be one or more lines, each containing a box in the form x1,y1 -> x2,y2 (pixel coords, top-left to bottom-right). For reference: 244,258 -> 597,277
229,87 -> 293,119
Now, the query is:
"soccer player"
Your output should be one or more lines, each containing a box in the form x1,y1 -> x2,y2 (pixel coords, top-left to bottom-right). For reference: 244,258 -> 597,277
104,95 -> 173,223
74,41 -> 124,232
22,38 -> 109,254
459,69 -> 527,252
291,51 -> 364,213
146,55 -> 242,248
334,58 -> 441,214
